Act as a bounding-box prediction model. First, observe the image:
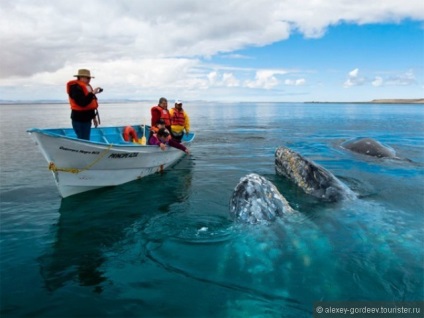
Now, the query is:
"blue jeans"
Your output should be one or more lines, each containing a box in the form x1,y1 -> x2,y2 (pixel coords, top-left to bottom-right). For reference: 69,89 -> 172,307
72,120 -> 92,140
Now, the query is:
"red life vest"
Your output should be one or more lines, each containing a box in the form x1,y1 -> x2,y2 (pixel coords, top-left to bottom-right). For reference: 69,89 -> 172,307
170,108 -> 186,126
66,80 -> 98,111
152,106 -> 171,126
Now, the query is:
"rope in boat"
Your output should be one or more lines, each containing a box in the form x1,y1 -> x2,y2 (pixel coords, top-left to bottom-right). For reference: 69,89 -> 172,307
48,144 -> 113,174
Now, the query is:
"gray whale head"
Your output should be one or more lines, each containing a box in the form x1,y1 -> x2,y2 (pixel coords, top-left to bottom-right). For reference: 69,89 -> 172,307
275,146 -> 355,202
341,137 -> 396,158
229,173 -> 294,224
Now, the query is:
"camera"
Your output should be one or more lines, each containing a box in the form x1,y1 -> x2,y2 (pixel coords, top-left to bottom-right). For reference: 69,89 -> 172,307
98,88 -> 103,93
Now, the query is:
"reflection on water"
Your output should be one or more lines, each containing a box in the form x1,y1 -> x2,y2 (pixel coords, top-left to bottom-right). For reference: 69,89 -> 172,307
39,157 -> 193,293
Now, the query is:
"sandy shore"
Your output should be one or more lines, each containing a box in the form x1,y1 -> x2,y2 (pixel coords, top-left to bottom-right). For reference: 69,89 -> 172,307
306,99 -> 424,104
370,99 -> 424,104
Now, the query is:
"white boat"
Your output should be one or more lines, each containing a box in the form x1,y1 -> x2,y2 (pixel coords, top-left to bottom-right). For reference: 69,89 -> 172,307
27,125 -> 195,198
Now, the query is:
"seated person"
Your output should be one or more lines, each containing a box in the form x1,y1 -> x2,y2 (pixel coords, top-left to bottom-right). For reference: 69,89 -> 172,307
148,118 -> 166,144
169,99 -> 190,143
148,128 -> 190,154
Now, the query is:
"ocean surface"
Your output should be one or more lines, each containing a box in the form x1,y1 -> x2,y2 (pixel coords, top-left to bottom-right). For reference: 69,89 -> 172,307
1,102 -> 423,317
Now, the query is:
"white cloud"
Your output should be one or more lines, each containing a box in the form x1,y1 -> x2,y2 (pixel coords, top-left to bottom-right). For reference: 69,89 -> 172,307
371,70 -> 417,87
0,0 -> 291,79
1,0 -> 423,79
206,71 -> 240,87
285,78 -> 306,86
385,70 -> 417,86
207,72 -> 218,85
344,68 -> 366,88
276,0 -> 424,38
222,73 -> 240,87
220,54 -> 253,60
349,69 -> 359,78
245,70 -> 288,89
372,76 -> 384,87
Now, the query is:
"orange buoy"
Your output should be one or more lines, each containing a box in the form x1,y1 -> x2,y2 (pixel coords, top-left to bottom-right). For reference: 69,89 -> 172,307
123,126 -> 138,142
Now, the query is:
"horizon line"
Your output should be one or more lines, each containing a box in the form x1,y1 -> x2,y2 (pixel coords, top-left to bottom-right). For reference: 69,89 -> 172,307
0,98 -> 423,105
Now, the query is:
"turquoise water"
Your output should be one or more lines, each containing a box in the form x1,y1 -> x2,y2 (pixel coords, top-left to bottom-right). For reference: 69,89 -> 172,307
1,102 -> 423,317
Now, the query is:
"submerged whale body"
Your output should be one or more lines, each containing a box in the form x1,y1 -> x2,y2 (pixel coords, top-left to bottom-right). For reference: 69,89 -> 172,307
229,173 -> 294,224
275,146 -> 355,202
341,137 -> 396,158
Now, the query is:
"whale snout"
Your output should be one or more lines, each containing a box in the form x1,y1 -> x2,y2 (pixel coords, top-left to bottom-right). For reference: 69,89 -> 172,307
229,173 -> 294,224
275,146 -> 356,202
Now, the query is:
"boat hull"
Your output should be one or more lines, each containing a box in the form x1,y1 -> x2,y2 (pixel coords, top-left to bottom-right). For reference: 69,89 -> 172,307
28,127 -> 193,198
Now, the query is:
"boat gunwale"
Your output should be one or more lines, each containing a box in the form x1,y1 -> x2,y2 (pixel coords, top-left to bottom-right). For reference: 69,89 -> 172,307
27,125 -> 195,147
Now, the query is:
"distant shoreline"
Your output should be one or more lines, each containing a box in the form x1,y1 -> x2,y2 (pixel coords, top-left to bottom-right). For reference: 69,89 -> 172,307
369,98 -> 424,104
306,98 -> 424,104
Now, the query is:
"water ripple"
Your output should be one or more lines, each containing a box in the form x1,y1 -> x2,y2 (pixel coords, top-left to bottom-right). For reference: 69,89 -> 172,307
143,212 -> 234,245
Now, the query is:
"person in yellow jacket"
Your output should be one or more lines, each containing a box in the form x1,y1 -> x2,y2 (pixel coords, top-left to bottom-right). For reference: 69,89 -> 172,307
169,99 -> 190,142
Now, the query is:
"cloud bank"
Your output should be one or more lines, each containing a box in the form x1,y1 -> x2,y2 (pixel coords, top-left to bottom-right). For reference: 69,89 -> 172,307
0,0 -> 423,101
345,69 -> 418,88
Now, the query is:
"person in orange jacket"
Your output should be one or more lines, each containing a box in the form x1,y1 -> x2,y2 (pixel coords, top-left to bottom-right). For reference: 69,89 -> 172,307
150,97 -> 171,132
66,69 -> 103,140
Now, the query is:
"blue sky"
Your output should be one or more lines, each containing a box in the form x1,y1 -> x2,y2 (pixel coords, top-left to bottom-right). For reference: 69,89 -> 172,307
209,21 -> 424,101
0,1 -> 423,102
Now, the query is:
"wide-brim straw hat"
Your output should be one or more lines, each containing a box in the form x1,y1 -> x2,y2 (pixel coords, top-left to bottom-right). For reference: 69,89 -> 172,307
74,69 -> 95,78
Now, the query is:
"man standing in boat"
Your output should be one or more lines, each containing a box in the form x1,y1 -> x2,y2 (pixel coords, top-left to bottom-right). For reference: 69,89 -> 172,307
67,69 -> 103,140
150,97 -> 171,132
169,99 -> 190,142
